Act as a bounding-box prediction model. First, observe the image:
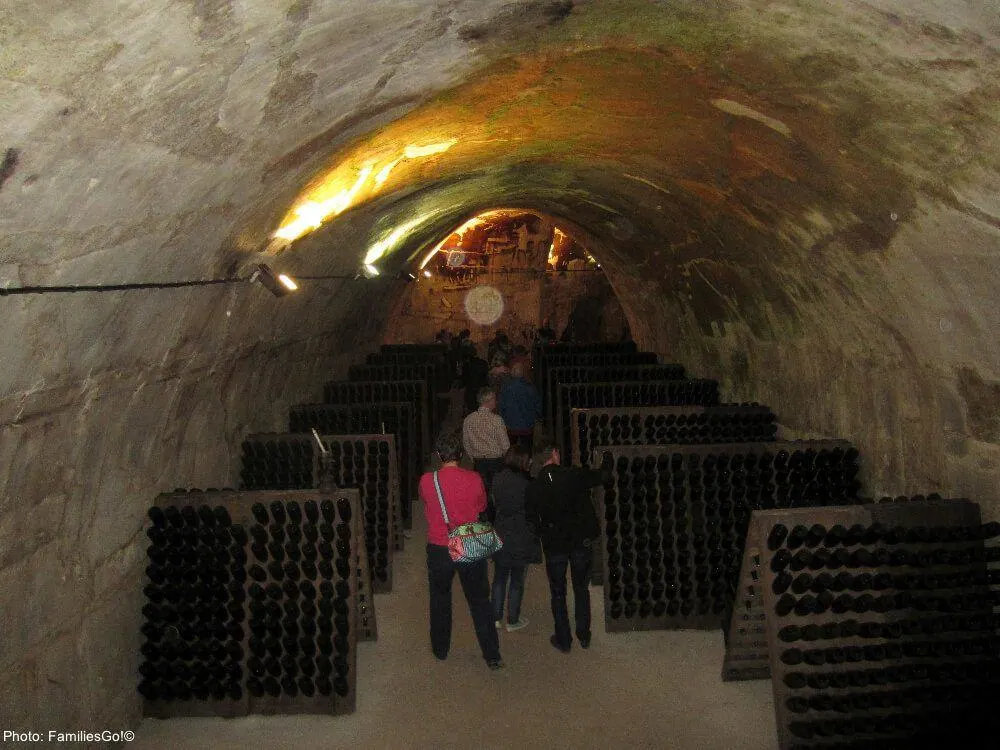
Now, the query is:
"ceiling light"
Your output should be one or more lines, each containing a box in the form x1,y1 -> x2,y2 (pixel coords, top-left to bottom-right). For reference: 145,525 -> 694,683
249,264 -> 298,297
363,264 -> 380,278
423,270 -> 432,278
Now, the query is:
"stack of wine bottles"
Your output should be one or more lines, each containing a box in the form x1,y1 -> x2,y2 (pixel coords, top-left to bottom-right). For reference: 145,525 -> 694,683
239,436 -> 315,490
571,405 -> 777,467
722,494 -> 985,682
139,490 -> 362,716
288,402 -> 417,529
239,434 -> 400,592
535,347 -> 653,406
140,499 -> 246,713
323,380 -> 431,470
556,380 -> 721,464
367,343 -> 451,394
533,339 -> 641,384
543,364 -> 686,426
319,436 -> 400,590
349,363 -> 437,412
576,404 -> 776,587
745,502 -> 1000,749
594,440 -> 862,632
243,497 -> 357,713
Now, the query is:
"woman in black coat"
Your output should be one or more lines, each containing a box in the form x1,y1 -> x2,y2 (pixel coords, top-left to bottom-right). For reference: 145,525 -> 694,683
490,445 -> 542,632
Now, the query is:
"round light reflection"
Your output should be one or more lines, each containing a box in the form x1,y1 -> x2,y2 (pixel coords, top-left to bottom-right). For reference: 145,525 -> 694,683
464,285 -> 505,326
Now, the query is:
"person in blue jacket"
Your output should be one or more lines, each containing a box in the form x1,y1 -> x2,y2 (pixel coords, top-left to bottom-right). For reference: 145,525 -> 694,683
498,362 -> 541,450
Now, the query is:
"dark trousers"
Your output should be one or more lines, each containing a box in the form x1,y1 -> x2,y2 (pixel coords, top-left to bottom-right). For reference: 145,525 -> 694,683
426,544 -> 501,662
507,428 -> 533,451
545,545 -> 593,649
473,457 -> 504,520
492,563 -> 526,624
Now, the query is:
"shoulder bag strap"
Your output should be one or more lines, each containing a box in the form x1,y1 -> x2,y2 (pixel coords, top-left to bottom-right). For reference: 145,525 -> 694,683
432,471 -> 452,530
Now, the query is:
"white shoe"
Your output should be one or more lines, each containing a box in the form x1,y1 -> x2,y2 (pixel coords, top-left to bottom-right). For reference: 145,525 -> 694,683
505,616 -> 529,632
495,620 -> 502,629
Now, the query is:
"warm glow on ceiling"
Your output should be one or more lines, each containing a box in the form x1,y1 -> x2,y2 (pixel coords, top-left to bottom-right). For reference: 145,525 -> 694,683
272,139 -> 459,243
363,215 -> 431,267
417,209 -> 529,269
548,227 -> 566,266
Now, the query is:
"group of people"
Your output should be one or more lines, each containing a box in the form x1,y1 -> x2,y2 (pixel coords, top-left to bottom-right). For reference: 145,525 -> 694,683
418,430 -> 606,670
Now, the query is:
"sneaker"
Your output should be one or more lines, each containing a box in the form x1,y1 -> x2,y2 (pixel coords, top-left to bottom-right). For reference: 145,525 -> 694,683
486,659 -> 504,671
578,632 -> 591,649
549,634 -> 571,654
505,616 -> 529,632
495,620 -> 502,629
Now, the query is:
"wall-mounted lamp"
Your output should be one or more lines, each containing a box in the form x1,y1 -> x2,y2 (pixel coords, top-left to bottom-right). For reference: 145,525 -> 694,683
423,270 -> 432,278
249,263 -> 299,297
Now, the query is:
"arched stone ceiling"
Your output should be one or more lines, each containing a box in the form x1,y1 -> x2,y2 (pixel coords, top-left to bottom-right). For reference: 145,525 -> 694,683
2,0 -> 1000,730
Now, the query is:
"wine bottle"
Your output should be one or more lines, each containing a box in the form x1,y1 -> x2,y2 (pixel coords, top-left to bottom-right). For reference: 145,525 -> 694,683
315,676 -> 333,696
804,524 -> 826,548
784,672 -> 807,690
790,574 -> 813,595
824,525 -> 848,547
767,524 -> 789,550
780,648 -> 803,666
251,504 -> 269,526
789,551 -> 812,572
794,595 -> 818,617
786,525 -> 809,550
246,677 -> 265,698
798,624 -> 821,642
807,549 -> 831,571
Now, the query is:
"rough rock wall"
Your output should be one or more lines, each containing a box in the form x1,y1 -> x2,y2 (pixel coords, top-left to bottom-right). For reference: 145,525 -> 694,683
385,274 -> 544,349
0,279 -> 388,734
619,197 -> 1000,517
541,271 -> 629,344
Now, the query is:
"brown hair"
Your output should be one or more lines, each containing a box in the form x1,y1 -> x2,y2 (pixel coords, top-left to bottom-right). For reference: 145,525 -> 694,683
503,445 -> 531,473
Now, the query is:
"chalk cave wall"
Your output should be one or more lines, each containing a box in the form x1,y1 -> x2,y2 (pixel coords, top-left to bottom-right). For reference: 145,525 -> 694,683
383,269 -> 627,348
541,271 -> 630,344
0,279 -> 390,731
384,273 -> 545,348
614,201 -> 1000,521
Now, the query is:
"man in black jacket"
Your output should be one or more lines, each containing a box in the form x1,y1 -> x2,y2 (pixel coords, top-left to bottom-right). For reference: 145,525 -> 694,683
526,443 -> 606,652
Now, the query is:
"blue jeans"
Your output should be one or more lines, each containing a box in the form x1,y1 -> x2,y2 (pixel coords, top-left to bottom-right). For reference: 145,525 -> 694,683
492,563 -> 526,624
545,546 -> 593,649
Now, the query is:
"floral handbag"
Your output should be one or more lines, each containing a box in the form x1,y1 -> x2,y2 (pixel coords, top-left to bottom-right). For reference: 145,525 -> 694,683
432,471 -> 503,564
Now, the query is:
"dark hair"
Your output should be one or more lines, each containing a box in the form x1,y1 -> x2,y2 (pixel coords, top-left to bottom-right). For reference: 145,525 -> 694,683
434,431 -> 464,463
502,445 -> 531,473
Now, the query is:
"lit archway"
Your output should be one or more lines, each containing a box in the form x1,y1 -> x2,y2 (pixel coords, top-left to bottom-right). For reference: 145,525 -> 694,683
383,208 -> 628,348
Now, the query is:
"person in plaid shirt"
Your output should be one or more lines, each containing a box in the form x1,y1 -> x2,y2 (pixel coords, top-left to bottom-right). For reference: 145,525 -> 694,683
462,386 -> 510,518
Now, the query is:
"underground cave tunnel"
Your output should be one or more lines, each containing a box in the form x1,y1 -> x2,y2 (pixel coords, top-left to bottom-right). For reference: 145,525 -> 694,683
3,1 -> 1000,748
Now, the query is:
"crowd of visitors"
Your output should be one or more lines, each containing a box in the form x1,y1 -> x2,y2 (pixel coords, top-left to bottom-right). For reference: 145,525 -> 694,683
417,327 -> 608,670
